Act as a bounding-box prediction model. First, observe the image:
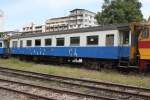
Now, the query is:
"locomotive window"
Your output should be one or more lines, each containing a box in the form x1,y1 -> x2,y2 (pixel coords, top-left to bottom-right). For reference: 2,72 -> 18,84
12,41 -> 18,48
35,39 -> 41,46
26,40 -> 32,46
0,42 -> 2,47
45,38 -> 52,46
70,37 -> 80,46
106,34 -> 114,46
142,28 -> 149,38
87,35 -> 98,45
56,38 -> 64,46
20,40 -> 23,48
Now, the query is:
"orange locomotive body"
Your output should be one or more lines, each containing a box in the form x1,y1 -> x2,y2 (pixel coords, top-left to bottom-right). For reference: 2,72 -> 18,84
138,24 -> 150,71
130,23 -> 150,71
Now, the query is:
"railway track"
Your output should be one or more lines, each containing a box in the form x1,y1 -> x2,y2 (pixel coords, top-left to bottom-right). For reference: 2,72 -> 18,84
0,66 -> 149,100
0,78 -> 112,100
0,84 -> 54,100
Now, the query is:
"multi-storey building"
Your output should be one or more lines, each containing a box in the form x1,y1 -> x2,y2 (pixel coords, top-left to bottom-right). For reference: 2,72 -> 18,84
22,9 -> 98,33
68,9 -> 97,29
45,9 -> 98,32
45,17 -> 68,32
22,23 -> 45,33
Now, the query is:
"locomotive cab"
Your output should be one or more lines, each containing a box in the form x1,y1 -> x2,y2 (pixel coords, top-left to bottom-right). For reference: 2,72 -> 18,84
128,23 -> 150,71
138,24 -> 150,71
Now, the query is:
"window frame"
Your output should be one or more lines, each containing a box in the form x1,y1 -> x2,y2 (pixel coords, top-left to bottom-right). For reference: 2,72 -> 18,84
0,42 -> 2,48
86,35 -> 99,46
35,39 -> 41,47
70,37 -> 80,46
105,34 -> 114,46
26,40 -> 32,47
45,38 -> 52,46
12,41 -> 18,48
20,40 -> 23,48
142,28 -> 149,39
122,31 -> 129,45
56,38 -> 65,46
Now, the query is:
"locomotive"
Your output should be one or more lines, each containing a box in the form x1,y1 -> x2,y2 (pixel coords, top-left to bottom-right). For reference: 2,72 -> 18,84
0,23 -> 150,71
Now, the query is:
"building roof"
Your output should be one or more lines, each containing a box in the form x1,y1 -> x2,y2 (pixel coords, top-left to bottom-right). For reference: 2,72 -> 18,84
70,8 -> 96,14
46,16 -> 68,22
12,24 -> 129,39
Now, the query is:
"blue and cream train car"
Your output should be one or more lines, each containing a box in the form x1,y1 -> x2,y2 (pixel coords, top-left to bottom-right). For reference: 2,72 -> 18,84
0,38 -> 4,55
9,24 -> 131,68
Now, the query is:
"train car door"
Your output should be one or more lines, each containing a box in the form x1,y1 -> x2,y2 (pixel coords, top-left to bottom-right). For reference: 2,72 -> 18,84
3,38 -> 11,57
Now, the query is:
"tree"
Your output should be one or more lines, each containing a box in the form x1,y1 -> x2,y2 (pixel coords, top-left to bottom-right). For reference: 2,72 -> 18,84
148,16 -> 150,21
95,0 -> 143,25
0,32 -> 3,37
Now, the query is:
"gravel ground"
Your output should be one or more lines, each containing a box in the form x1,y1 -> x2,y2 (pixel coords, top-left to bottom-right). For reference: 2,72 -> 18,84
0,72 -> 113,97
0,75 -> 97,100
0,73 -> 146,100
0,88 -> 40,100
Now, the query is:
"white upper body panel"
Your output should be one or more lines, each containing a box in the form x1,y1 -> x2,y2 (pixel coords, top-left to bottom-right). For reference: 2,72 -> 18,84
10,29 -> 128,48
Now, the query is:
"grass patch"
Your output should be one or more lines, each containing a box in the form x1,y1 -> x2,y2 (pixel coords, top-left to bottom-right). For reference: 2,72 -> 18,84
0,58 -> 150,88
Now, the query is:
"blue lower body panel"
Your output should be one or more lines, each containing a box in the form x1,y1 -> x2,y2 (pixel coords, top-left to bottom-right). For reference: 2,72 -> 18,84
0,48 -> 4,55
11,47 -> 130,60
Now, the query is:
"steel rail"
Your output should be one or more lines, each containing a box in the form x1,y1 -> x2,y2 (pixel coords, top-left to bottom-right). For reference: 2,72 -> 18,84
0,66 -> 150,99
0,78 -> 115,100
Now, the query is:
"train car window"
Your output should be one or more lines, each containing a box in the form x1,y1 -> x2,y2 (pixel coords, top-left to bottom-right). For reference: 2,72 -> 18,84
26,40 -> 32,46
12,41 -> 18,48
123,31 -> 129,44
87,35 -> 98,45
20,40 -> 23,48
56,38 -> 64,46
70,37 -> 80,46
106,34 -> 114,46
142,28 -> 149,38
0,42 -> 2,47
35,39 -> 41,46
45,38 -> 52,46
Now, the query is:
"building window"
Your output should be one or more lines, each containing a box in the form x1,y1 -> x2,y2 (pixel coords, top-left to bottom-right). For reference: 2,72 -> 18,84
56,38 -> 64,46
20,40 -> 23,48
26,40 -> 32,47
12,41 -> 18,48
85,14 -> 88,17
45,38 -> 52,46
70,37 -> 80,46
0,42 -> 2,47
87,35 -> 99,45
35,39 -> 41,46
106,34 -> 114,46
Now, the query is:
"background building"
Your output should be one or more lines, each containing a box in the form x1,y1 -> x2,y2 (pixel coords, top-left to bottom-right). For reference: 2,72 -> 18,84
0,10 -> 4,32
45,17 -> 68,32
22,22 -> 46,33
68,9 -> 98,29
22,9 -> 98,33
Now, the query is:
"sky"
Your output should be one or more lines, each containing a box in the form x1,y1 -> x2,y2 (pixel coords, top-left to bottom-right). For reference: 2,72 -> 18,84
0,0 -> 149,31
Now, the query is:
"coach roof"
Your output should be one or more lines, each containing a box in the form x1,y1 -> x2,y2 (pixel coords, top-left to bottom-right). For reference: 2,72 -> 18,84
12,24 -> 129,39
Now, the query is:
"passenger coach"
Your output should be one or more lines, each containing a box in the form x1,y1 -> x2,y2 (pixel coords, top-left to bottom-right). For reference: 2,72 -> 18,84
9,24 -> 130,69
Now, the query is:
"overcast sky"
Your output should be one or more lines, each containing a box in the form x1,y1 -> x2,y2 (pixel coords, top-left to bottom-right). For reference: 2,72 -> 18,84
0,0 -> 149,31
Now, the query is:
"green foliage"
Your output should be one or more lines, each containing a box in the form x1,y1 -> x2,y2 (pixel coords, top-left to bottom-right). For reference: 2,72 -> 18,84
96,0 -> 143,24
0,32 -> 3,35
148,16 -> 150,21
0,32 -> 3,37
